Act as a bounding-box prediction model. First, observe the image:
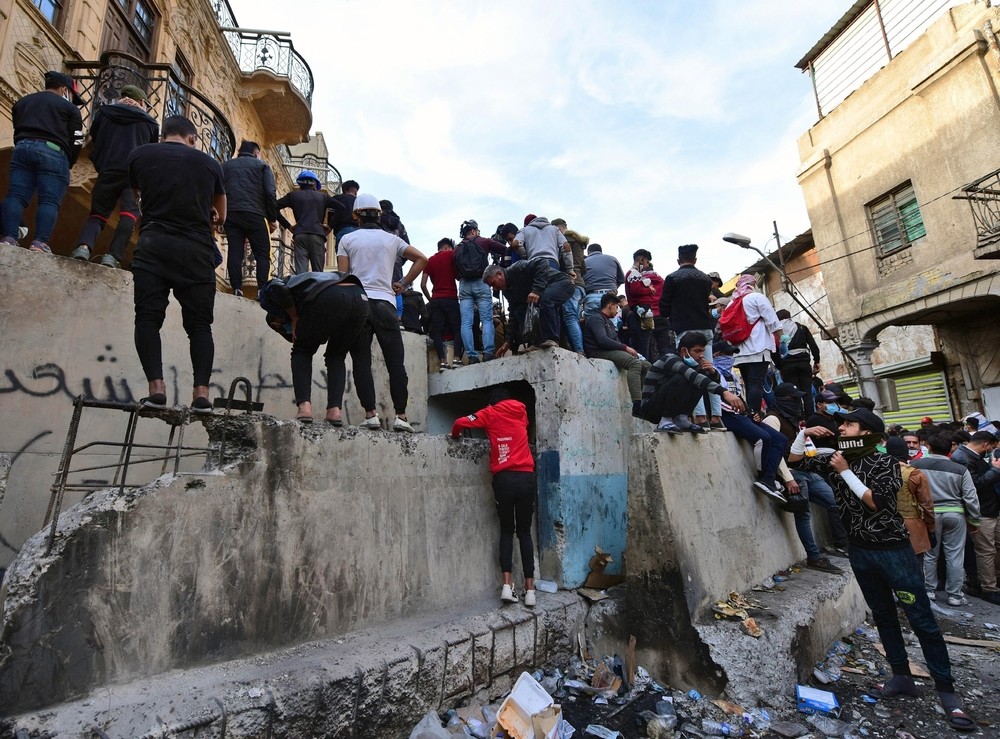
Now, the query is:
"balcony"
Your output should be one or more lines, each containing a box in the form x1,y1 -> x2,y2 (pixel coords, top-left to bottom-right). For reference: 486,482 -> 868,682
277,145 -> 343,194
212,0 -> 313,145
67,52 -> 236,163
955,167 -> 1000,259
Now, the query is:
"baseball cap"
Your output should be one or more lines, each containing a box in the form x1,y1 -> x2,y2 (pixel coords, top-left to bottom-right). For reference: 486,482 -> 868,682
835,408 -> 885,434
352,193 -> 380,212
921,416 -> 933,424
774,382 -> 805,398
45,70 -> 84,105
818,390 -> 838,402
708,271 -> 721,281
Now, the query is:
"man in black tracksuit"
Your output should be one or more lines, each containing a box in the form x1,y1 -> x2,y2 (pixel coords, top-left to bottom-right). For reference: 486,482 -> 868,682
276,170 -> 343,274
71,85 -> 158,268
222,140 -> 278,295
483,258 -> 575,353
776,308 -> 821,414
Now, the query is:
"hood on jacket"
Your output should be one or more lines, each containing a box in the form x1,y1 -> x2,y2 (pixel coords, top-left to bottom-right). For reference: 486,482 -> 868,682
527,217 -> 551,229
98,103 -> 156,126
564,228 -> 589,245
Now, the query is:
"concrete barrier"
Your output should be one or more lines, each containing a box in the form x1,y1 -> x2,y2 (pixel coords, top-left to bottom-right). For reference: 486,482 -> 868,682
0,246 -> 427,570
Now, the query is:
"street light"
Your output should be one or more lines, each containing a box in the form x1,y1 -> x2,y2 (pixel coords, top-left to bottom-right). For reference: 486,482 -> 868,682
722,232 -> 752,249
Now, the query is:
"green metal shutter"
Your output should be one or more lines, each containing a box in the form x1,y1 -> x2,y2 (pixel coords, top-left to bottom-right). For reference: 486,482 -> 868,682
840,369 -> 952,428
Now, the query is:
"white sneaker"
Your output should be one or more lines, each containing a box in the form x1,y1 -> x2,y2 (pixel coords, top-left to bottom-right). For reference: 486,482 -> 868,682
392,416 -> 415,433
926,590 -> 937,601
946,595 -> 968,607
361,416 -> 381,430
70,245 -> 90,261
439,362 -> 449,372
500,584 -> 519,603
523,589 -> 536,607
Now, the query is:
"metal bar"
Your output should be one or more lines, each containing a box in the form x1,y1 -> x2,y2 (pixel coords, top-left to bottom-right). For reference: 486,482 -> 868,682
58,450 -> 213,477
113,408 -> 140,488
174,411 -> 189,476
872,0 -> 893,61
45,397 -> 85,553
118,407 -> 142,493
160,424 -> 178,476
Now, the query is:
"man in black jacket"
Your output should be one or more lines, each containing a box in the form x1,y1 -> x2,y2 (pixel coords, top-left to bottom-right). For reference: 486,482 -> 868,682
950,431 -> 1000,605
328,179 -> 359,244
776,309 -> 821,414
70,85 -> 158,268
584,293 -> 650,414
1,70 -> 84,254
483,259 -> 574,353
276,170 -> 342,274
222,140 -> 278,296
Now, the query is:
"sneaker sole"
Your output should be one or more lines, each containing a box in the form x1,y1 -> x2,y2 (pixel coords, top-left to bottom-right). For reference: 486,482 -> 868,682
753,483 -> 787,503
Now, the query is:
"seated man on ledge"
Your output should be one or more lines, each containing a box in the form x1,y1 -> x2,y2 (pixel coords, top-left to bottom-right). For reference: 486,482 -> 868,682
584,292 -> 650,417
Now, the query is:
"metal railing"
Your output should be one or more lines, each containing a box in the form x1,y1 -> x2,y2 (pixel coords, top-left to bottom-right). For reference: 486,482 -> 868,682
954,166 -> 1000,253
277,145 -> 343,194
211,0 -> 313,104
67,52 -> 236,162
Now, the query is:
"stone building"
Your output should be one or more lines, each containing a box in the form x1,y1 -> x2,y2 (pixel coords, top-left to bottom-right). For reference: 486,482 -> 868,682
0,0 -> 335,295
794,0 -> 1000,419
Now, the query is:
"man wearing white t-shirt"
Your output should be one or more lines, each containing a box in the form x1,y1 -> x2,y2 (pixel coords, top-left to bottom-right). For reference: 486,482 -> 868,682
338,194 -> 428,432
729,273 -> 782,416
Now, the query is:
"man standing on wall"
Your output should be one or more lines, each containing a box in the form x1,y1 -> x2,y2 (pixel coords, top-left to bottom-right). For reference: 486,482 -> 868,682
275,170 -> 342,274
775,308 -> 821,414
422,237 -> 464,371
127,115 -> 226,413
222,140 -> 278,296
1,70 -> 84,254
454,219 -> 506,363
71,85 -> 158,268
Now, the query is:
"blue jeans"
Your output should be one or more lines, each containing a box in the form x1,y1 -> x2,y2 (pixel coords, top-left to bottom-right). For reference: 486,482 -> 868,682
561,285 -> 585,352
459,278 -> 494,359
850,544 -> 954,691
792,469 -> 850,549
2,139 -> 70,243
679,329 -> 720,417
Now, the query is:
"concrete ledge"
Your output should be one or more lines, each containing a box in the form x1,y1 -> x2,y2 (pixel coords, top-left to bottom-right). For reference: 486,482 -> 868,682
0,591 -> 587,737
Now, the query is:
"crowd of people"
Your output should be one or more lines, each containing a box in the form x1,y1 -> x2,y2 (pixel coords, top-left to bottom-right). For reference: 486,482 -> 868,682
6,73 -> 996,732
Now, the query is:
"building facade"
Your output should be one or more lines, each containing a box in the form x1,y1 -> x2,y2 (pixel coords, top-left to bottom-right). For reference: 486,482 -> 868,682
795,0 -> 1000,419
0,0 -> 331,295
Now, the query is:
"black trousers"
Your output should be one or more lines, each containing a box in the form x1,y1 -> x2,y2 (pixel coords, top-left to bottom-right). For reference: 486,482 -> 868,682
640,373 -> 704,423
352,299 -> 409,414
781,359 -> 815,415
224,210 -> 271,291
76,169 -> 139,261
492,470 -> 536,577
737,361 -> 770,416
132,231 -> 216,387
428,297 -> 463,360
290,285 -> 370,407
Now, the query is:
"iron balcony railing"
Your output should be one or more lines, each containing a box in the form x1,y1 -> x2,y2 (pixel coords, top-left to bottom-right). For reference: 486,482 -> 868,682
954,167 -> 1000,253
212,0 -> 313,104
67,52 -> 236,163
276,145 -> 343,194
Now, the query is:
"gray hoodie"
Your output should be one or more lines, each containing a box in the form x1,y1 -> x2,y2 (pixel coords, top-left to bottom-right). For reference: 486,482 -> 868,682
515,217 -> 570,268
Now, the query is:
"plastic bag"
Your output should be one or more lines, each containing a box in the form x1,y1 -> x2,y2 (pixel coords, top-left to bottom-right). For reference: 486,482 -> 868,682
522,303 -> 543,347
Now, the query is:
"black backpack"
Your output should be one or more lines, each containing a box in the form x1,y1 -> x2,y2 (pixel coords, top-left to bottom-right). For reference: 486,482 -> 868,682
453,238 -> 488,280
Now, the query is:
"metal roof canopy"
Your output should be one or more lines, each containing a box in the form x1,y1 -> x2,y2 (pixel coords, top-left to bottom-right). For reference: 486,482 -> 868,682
796,0 -> 874,70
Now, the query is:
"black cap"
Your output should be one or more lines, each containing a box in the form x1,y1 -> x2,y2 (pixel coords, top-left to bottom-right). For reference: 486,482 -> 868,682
834,408 -> 885,434
677,244 -> 698,258
971,430 -> 996,443
885,436 -> 908,462
713,340 -> 736,355
45,70 -> 84,105
774,382 -> 805,398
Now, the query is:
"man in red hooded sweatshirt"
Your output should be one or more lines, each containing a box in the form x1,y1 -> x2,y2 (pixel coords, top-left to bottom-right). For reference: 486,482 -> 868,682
451,387 -> 538,607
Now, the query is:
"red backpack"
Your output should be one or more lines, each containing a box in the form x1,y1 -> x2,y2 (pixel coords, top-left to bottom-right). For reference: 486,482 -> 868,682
718,294 -> 759,344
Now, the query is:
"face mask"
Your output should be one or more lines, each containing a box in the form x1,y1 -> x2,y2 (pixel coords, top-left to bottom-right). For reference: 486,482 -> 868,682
683,357 -> 698,367
823,403 -> 841,415
908,449 -> 919,458
711,309 -> 720,320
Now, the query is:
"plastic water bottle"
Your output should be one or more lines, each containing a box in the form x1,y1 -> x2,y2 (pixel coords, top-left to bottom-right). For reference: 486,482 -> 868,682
804,436 -> 818,457
654,698 -> 677,728
701,718 -> 744,736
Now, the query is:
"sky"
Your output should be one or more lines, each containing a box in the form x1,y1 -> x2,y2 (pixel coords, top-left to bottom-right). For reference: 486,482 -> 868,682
236,0 -> 847,279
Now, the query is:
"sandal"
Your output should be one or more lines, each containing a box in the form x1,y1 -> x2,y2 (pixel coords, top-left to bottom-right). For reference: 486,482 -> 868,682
946,707 -> 976,732
326,419 -> 343,427
296,415 -> 313,424
867,682 -> 918,700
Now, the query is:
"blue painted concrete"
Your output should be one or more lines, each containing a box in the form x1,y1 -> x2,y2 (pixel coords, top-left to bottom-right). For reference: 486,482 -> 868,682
537,451 -> 628,587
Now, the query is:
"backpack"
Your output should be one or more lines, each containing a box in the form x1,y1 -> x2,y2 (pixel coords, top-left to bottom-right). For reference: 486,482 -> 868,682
453,238 -> 488,280
718,294 -> 759,344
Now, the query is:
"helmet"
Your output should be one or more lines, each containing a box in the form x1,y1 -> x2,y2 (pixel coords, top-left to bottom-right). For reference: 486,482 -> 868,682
296,170 -> 320,186
353,193 -> 381,212
460,219 -> 479,237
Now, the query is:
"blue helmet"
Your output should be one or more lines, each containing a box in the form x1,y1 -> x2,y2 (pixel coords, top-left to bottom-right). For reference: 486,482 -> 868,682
296,170 -> 321,186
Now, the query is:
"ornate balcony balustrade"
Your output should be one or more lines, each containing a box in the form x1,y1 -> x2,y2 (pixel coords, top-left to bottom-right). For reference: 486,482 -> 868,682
67,52 -> 236,163
955,167 -> 1000,259
277,145 -> 343,194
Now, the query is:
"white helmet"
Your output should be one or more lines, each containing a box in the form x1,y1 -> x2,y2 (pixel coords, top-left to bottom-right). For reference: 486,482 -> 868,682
353,193 -> 380,212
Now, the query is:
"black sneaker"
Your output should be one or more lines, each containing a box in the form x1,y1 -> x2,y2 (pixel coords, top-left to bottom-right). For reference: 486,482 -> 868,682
191,397 -> 213,414
824,545 -> 850,559
806,558 -> 844,575
753,479 -> 788,504
141,393 -> 168,409
981,590 -> 1000,605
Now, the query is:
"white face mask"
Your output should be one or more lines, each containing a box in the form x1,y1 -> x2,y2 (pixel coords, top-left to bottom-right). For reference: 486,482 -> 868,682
908,449 -> 919,458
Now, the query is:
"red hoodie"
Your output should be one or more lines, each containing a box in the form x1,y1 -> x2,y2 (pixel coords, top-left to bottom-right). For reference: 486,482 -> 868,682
451,399 -> 535,474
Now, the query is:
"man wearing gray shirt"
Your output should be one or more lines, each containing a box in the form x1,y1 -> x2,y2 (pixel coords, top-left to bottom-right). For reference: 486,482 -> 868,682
514,214 -> 571,272
583,243 -> 625,317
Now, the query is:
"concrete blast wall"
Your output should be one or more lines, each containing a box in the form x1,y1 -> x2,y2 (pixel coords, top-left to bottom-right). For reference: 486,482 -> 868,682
0,247 -> 427,570
0,422 -> 503,712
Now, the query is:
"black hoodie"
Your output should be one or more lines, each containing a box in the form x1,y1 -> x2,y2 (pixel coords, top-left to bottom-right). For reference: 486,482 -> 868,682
88,103 -> 159,172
